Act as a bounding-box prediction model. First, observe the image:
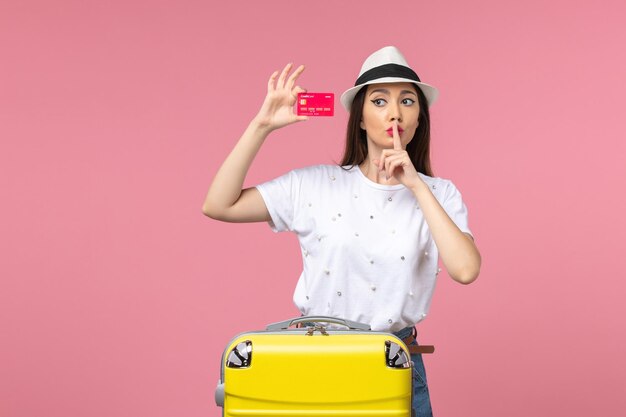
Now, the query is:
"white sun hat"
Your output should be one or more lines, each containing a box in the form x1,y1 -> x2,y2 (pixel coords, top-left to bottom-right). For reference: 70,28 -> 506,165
340,46 -> 439,111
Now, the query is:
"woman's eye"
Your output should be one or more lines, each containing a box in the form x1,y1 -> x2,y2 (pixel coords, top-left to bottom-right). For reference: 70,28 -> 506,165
402,98 -> 415,105
371,99 -> 387,107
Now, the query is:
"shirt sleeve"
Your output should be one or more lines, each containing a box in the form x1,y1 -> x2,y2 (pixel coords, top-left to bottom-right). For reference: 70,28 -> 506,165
255,169 -> 299,233
442,180 -> 473,238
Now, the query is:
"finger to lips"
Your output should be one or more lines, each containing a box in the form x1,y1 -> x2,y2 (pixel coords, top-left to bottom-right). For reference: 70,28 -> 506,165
392,120 -> 402,150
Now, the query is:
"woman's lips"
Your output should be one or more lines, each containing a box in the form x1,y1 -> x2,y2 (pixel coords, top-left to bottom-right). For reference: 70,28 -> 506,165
386,127 -> 404,137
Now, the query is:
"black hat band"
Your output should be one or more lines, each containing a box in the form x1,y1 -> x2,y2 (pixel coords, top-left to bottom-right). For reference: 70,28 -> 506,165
354,63 -> 421,86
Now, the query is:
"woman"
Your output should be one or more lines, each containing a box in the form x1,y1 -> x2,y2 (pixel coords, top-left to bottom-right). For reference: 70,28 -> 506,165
203,46 -> 481,417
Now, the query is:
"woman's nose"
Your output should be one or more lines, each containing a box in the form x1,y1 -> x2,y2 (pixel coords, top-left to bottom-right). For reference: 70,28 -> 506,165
389,104 -> 402,122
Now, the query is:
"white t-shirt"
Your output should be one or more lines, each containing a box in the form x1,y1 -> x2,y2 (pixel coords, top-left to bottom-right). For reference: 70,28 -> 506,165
256,164 -> 472,332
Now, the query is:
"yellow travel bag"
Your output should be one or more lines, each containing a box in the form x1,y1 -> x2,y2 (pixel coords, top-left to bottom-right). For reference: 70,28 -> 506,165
215,316 -> 413,417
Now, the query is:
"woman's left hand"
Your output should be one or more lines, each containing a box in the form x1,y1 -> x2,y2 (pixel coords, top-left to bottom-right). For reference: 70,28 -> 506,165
373,121 -> 425,191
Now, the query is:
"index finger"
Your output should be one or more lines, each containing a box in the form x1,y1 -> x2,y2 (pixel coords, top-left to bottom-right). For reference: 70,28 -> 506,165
392,120 -> 402,150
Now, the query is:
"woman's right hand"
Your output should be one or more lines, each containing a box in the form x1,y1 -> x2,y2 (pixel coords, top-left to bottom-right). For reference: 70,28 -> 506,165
253,63 -> 308,132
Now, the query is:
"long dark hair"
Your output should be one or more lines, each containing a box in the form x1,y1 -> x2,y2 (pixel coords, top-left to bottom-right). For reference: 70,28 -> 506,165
340,84 -> 433,177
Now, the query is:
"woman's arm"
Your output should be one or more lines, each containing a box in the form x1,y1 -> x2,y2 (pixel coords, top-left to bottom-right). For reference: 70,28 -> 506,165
201,120 -> 273,222
202,63 -> 308,222
376,122 -> 481,284
411,182 -> 481,285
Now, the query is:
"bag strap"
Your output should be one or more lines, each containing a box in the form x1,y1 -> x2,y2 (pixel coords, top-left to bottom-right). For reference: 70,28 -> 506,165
401,333 -> 435,354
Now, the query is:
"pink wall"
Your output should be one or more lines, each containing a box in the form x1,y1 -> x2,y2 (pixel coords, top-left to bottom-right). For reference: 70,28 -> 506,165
2,0 -> 625,416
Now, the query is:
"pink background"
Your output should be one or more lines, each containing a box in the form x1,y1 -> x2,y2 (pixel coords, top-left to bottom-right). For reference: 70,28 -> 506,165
2,0 -> 625,416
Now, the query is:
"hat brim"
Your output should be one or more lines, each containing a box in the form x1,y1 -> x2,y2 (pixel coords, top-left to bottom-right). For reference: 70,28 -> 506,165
340,77 -> 439,111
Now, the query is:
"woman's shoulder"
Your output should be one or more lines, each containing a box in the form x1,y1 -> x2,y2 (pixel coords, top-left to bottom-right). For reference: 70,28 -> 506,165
418,172 -> 451,185
290,164 -> 355,178
418,172 -> 461,195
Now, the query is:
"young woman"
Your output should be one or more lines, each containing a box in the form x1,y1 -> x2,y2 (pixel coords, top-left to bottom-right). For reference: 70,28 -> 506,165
203,46 -> 481,417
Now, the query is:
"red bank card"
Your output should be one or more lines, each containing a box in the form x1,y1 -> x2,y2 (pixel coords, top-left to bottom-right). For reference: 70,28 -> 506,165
296,92 -> 334,116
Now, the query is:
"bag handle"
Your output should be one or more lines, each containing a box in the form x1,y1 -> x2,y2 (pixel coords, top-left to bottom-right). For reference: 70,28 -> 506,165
266,316 -> 371,331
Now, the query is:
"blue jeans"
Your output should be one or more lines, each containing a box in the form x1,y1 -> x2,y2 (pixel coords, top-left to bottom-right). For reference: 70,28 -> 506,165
393,327 -> 434,417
